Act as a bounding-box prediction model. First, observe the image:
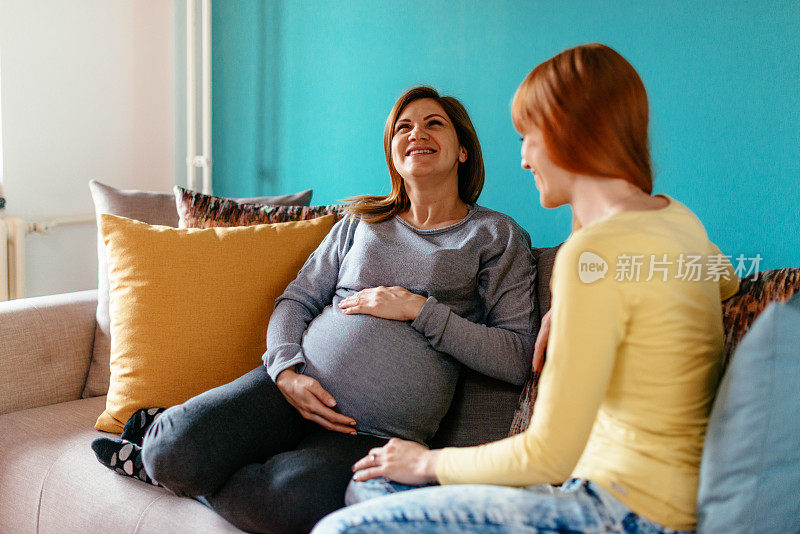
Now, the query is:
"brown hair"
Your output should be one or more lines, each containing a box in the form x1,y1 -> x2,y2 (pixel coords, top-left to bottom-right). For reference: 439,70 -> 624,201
343,86 -> 484,222
512,43 -> 653,193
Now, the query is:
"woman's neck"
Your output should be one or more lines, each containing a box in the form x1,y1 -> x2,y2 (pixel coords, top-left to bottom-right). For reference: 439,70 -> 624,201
570,176 -> 667,229
400,179 -> 468,230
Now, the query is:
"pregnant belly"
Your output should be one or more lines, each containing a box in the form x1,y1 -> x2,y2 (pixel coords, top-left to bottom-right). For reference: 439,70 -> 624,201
301,303 -> 459,443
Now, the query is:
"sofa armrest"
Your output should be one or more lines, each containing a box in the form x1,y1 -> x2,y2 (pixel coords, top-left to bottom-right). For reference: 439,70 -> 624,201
0,290 -> 97,415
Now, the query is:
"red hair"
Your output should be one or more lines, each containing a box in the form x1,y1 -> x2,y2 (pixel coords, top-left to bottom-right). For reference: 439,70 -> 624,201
512,43 -> 653,193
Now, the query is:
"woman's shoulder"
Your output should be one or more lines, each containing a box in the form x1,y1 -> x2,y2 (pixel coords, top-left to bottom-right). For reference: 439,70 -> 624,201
566,219 -> 626,248
556,226 -> 619,266
658,197 -> 711,239
470,205 -> 532,248
332,212 -> 363,233
319,212 -> 364,254
572,196 -> 713,253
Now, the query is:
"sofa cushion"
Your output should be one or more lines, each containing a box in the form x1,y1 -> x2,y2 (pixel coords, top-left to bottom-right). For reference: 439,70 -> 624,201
0,396 -> 243,533
531,245 -> 560,323
697,293 -> 800,533
174,185 -> 342,228
507,244 -> 560,436
84,180 -> 314,398
0,290 -> 97,416
95,213 -> 336,432
436,245 -> 560,443
428,368 -> 522,449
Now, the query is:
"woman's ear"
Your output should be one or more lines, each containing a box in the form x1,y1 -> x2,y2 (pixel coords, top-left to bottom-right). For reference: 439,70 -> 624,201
458,147 -> 468,163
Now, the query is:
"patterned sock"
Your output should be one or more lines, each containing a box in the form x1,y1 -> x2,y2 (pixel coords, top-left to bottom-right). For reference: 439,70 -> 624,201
91,437 -> 162,487
121,407 -> 166,445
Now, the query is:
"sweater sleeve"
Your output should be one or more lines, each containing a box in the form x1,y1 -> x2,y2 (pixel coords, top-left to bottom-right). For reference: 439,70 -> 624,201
410,219 -> 536,386
435,235 -> 623,485
263,216 -> 356,381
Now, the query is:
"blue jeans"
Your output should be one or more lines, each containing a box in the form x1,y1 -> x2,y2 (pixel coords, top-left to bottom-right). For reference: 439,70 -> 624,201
312,478 -> 693,533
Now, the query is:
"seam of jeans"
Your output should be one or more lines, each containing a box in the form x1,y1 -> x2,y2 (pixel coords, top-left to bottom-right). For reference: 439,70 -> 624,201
584,483 -> 680,534
342,515 -> 615,533
379,478 -> 402,494
343,517 -> 555,531
582,482 -> 626,532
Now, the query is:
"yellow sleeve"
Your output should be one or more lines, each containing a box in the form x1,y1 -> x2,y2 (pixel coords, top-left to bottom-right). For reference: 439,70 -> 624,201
435,236 -> 625,485
709,242 -> 740,300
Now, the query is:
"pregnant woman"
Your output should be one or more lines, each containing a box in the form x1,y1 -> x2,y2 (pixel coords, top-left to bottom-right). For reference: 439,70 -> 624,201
314,44 -> 738,534
121,86 -> 537,533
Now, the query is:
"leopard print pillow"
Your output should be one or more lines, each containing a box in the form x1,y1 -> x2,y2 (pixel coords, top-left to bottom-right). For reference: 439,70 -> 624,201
174,185 -> 343,228
721,268 -> 800,369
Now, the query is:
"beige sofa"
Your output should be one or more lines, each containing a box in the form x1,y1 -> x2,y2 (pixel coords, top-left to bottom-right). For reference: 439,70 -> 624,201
0,290 -> 246,533
0,182 -> 548,533
0,252 -> 548,534
4,261 -> 798,533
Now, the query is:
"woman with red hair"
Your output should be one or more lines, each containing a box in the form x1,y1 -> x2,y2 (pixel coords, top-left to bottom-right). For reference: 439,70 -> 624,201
314,43 -> 738,534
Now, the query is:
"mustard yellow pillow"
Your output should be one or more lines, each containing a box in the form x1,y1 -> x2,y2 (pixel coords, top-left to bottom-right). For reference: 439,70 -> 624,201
95,213 -> 335,433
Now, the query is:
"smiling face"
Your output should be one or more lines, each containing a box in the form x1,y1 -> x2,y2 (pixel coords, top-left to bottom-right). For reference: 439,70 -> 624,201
390,98 -> 467,186
520,124 -> 573,208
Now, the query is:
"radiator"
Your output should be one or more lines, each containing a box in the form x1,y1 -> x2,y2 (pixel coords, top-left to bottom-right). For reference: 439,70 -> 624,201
0,214 -> 95,302
0,218 -> 6,301
0,216 -> 25,302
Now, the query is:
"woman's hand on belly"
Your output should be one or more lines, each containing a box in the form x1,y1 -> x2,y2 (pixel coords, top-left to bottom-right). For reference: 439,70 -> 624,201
275,368 -> 358,434
338,286 -> 427,321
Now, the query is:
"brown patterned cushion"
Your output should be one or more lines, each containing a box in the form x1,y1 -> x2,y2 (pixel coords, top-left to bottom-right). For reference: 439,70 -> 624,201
721,268 -> 800,369
174,186 -> 342,228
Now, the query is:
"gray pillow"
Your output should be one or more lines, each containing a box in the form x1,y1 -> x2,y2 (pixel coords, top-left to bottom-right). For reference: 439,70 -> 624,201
697,292 -> 800,532
532,245 -> 560,322
429,245 -> 558,447
81,180 -> 313,398
428,368 -> 523,448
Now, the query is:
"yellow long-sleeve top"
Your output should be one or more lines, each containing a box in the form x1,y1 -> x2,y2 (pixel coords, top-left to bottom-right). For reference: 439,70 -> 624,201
435,197 -> 739,531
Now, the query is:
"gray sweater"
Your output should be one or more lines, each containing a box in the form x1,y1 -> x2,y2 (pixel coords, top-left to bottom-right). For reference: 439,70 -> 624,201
264,205 -> 537,443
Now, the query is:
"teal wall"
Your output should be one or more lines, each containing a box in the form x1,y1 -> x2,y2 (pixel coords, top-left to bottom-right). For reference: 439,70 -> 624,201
211,0 -> 799,269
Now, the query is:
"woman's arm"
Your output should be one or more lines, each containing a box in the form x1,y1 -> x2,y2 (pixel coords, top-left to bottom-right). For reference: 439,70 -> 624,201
263,216 -> 357,381
436,239 -> 735,485
264,216 -> 363,433
415,224 -> 536,385
434,237 -> 623,485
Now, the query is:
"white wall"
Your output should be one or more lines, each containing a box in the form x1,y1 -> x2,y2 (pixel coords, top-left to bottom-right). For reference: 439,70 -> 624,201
0,0 -> 174,298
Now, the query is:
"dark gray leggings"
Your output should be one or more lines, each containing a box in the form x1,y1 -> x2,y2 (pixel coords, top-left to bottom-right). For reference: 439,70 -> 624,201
141,365 -> 388,534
